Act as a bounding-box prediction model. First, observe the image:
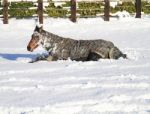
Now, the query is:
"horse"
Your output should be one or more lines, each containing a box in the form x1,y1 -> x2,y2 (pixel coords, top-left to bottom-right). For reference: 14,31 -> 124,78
27,26 -> 127,62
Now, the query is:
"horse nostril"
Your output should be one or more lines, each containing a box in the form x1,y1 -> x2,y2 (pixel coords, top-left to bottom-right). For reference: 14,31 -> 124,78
27,46 -> 31,51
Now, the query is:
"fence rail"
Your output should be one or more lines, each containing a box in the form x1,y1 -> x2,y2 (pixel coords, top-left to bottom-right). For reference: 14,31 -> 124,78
0,0 -> 142,24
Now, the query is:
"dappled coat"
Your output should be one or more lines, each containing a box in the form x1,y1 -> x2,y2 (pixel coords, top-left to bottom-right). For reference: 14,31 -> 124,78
27,26 -> 127,61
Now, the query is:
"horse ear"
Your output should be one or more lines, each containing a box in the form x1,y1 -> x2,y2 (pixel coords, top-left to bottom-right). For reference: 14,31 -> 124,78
34,25 -> 40,32
34,25 -> 43,33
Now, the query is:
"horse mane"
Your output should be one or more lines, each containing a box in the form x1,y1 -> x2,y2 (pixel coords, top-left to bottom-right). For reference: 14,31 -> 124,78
40,28 -> 69,41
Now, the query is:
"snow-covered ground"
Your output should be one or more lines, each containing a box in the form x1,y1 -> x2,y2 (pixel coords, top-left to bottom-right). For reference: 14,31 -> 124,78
0,16 -> 150,114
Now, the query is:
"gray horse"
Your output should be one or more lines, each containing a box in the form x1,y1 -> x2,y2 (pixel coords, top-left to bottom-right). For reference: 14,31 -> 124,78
27,26 -> 127,62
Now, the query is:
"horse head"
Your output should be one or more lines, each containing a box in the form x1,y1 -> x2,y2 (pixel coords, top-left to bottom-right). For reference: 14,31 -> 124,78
27,26 -> 43,52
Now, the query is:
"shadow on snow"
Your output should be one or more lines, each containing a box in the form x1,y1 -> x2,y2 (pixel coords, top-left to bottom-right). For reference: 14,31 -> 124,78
0,53 -> 37,61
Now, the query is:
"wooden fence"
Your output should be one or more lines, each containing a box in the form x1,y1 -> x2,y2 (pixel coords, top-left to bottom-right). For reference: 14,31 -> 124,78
1,0 -> 142,24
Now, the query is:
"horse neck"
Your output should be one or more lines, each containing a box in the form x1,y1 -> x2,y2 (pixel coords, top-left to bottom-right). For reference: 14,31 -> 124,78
40,30 -> 63,51
42,30 -> 62,43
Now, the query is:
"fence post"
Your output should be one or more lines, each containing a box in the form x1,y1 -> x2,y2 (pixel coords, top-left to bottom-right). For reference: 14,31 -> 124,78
135,0 -> 141,18
70,0 -> 76,22
38,0 -> 43,24
104,0 -> 110,21
3,0 -> 8,24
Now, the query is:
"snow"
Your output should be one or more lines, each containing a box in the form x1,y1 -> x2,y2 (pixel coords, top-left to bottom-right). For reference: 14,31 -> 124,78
0,16 -> 150,114
114,11 -> 131,18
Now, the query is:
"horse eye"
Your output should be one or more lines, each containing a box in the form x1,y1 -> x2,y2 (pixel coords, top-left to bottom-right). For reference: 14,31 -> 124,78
32,35 -> 36,38
32,33 -> 39,40
36,37 -> 39,40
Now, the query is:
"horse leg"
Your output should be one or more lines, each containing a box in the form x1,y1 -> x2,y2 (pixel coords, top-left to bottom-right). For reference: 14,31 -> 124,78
29,54 -> 58,63
87,52 -> 102,61
109,47 -> 127,59
46,55 -> 58,61
29,54 -> 49,63
91,48 -> 109,59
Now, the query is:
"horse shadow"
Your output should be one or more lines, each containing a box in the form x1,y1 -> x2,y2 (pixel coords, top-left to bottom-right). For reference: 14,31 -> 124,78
0,53 -> 37,61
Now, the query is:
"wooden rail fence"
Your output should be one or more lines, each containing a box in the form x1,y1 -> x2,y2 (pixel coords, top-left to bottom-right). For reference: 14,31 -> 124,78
3,0 -> 8,24
38,0 -> 43,24
1,0 -> 142,24
135,0 -> 141,18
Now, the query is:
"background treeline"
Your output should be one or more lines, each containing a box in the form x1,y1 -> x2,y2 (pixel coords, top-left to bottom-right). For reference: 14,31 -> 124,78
9,2 -> 36,18
0,0 -> 150,18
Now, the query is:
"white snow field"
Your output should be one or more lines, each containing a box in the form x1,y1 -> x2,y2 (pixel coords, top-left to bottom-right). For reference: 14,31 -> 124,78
0,16 -> 150,114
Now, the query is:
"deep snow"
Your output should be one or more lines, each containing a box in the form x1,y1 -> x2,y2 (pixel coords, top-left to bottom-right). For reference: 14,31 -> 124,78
0,16 -> 150,114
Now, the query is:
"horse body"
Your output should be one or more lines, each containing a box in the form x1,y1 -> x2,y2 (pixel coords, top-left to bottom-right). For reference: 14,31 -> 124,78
27,26 -> 126,62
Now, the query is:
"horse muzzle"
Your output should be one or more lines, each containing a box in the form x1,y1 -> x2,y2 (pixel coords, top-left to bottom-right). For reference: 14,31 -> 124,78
27,44 -> 39,52
27,46 -> 33,52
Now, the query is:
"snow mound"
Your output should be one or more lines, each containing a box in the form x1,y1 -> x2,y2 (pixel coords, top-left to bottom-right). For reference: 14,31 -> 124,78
115,10 -> 131,19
